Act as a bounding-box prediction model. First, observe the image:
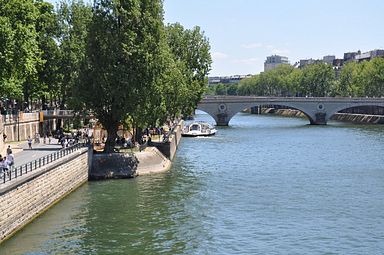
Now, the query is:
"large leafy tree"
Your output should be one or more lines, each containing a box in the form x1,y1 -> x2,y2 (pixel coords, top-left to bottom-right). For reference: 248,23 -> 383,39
77,0 -> 166,152
34,0 -> 60,108
361,58 -> 384,97
56,0 -> 92,110
337,61 -> 362,97
299,63 -> 335,97
0,0 -> 42,102
237,64 -> 296,96
166,23 -> 211,116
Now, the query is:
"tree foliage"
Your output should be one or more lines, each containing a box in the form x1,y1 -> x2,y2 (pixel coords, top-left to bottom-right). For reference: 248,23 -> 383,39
56,0 -> 92,109
232,60 -> 384,98
0,0 -> 212,150
77,0 -> 168,152
166,23 -> 211,116
0,0 -> 42,100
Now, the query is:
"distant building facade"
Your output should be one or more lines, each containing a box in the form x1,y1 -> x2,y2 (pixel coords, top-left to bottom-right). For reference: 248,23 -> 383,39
355,49 -> 384,62
264,55 -> 289,72
299,58 -> 316,68
344,51 -> 361,62
297,49 -> 384,71
323,55 -> 335,65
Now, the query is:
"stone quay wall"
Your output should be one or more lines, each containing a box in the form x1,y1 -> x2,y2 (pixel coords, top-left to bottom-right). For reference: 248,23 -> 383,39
151,120 -> 183,160
0,148 -> 89,242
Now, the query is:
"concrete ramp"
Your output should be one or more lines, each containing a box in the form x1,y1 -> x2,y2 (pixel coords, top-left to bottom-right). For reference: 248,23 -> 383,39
135,147 -> 171,175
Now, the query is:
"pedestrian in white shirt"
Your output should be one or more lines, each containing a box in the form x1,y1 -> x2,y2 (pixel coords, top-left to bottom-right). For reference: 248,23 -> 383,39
6,152 -> 14,167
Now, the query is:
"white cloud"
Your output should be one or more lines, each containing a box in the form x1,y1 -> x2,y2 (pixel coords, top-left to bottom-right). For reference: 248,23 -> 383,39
241,43 -> 264,49
272,48 -> 290,55
232,57 -> 260,64
242,42 -> 290,56
212,51 -> 229,60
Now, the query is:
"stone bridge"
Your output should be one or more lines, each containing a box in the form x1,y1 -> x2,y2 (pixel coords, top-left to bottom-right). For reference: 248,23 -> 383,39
197,96 -> 384,126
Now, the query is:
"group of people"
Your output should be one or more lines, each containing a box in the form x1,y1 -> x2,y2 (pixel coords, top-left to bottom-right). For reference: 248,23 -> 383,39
0,145 -> 15,173
27,133 -> 53,149
58,130 -> 87,148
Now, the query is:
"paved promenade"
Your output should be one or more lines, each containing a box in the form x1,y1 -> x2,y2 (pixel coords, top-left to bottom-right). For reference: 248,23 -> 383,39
2,139 -> 62,168
0,139 -> 64,190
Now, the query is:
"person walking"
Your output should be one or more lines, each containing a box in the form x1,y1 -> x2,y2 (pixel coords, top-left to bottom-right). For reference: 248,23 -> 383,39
6,151 -> 14,167
0,154 -> 3,173
27,136 -> 32,149
6,145 -> 12,155
2,156 -> 9,173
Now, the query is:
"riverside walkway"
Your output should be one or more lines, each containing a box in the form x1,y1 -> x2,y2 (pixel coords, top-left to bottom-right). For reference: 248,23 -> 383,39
0,140 -> 84,190
3,139 -> 62,167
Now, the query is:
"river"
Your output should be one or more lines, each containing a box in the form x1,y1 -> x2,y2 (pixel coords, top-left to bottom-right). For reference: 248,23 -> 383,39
1,112 -> 384,254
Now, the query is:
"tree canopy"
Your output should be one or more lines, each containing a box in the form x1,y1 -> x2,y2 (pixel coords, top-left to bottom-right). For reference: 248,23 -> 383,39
0,0 -> 212,152
75,0 -> 211,152
228,59 -> 384,98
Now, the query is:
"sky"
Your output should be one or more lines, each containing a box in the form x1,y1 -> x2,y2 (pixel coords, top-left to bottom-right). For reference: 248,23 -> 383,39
48,0 -> 384,76
164,0 -> 384,76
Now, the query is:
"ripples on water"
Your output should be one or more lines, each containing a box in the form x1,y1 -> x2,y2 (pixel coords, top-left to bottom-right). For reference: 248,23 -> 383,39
1,112 -> 384,254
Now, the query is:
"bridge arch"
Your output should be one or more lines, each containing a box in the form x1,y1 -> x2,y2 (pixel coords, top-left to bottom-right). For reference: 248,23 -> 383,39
327,103 -> 384,120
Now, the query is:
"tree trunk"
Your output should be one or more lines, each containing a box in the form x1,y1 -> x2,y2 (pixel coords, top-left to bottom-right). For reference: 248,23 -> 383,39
103,123 -> 118,153
135,127 -> 143,144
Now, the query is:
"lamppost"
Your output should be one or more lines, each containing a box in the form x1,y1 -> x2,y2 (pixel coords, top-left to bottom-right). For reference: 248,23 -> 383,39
15,102 -> 20,141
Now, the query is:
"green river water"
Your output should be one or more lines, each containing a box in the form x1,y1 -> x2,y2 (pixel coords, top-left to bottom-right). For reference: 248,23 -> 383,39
1,112 -> 384,254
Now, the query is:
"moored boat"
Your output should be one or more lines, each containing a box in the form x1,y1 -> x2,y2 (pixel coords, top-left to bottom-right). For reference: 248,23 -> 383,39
182,121 -> 217,137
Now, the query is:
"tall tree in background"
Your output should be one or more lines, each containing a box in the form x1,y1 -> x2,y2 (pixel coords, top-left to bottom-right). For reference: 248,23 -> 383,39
34,0 -> 59,109
166,23 -> 211,116
299,63 -> 335,97
361,58 -> 384,97
337,61 -> 362,97
0,0 -> 42,102
56,0 -> 92,110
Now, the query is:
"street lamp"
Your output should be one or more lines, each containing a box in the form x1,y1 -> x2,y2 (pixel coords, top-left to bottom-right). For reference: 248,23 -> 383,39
15,102 -> 20,141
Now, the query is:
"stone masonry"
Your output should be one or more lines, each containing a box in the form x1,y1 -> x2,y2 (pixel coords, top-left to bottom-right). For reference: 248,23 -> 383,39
0,148 -> 89,242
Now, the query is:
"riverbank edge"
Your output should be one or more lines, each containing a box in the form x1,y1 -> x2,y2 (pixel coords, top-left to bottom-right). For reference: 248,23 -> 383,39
256,108 -> 384,124
0,149 -> 89,243
0,121 -> 183,243
0,179 -> 87,244
135,147 -> 172,175
135,120 -> 183,176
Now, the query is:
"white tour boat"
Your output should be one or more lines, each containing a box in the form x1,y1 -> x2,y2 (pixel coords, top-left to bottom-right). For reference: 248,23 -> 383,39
182,121 -> 217,137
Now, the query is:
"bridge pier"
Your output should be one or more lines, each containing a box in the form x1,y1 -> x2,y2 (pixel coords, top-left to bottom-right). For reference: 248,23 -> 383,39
310,112 -> 327,125
216,113 -> 229,126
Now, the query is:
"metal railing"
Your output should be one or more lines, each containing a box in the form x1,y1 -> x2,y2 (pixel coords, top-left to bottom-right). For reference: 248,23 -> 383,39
1,143 -> 88,185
